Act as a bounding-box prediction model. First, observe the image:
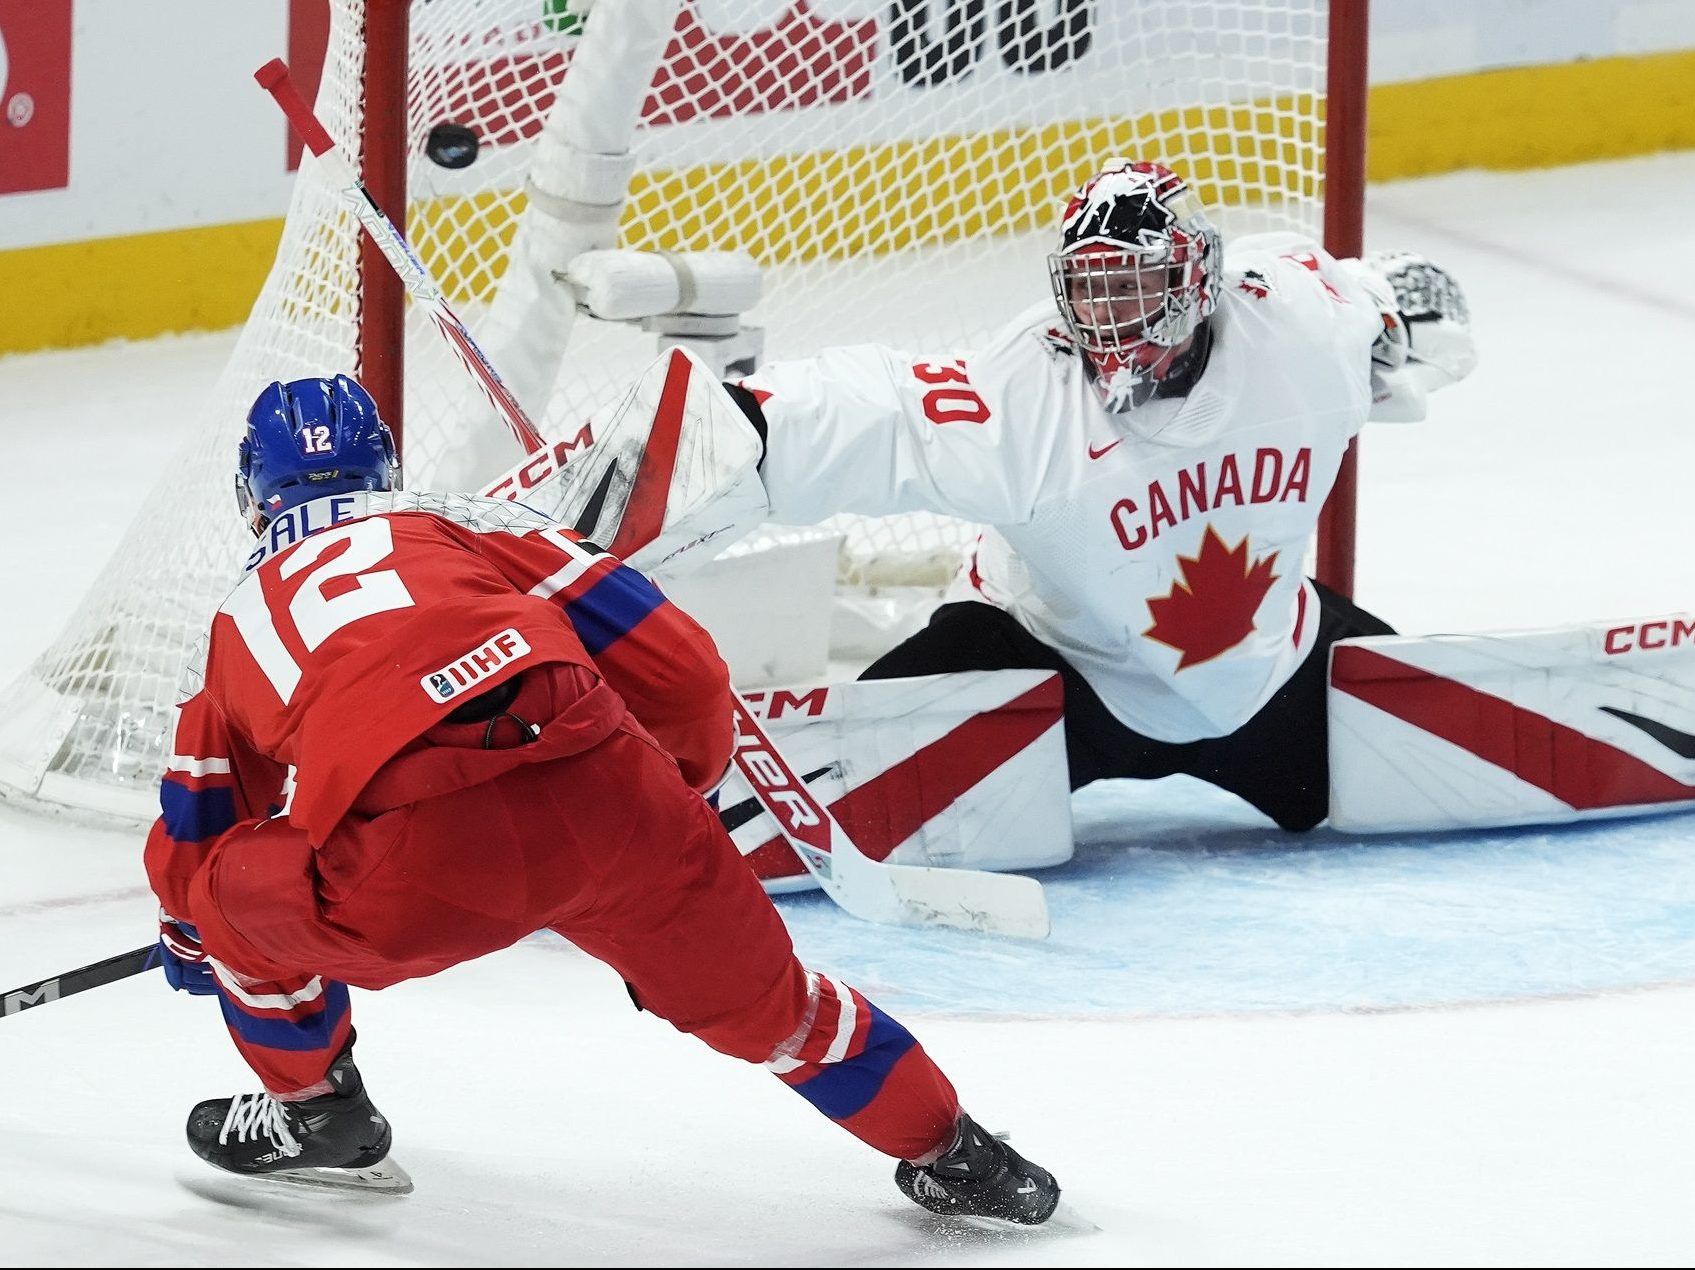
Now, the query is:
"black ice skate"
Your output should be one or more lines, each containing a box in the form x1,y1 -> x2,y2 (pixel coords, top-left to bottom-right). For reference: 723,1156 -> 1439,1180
895,1113 -> 1060,1225
186,1046 -> 412,1194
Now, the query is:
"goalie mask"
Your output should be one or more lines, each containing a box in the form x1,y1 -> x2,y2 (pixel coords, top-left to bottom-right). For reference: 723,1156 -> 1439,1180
237,374 -> 400,534
1048,161 -> 1222,411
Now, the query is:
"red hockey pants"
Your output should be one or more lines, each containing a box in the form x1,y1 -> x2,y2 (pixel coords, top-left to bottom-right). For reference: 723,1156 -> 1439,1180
184,668 -> 960,1162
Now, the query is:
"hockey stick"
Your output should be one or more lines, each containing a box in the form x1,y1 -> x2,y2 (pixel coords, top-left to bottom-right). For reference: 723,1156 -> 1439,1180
2,944 -> 158,1020
254,59 -> 546,456
728,696 -> 1049,937
255,62 -> 1048,939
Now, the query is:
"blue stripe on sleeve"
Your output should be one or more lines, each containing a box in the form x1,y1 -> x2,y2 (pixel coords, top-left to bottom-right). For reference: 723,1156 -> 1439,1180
786,1004 -> 917,1121
564,566 -> 666,655
159,778 -> 238,845
216,980 -> 351,1053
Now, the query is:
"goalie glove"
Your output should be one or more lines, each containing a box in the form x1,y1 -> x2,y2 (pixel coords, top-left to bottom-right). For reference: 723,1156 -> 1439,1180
1353,250 -> 1478,421
511,346 -> 770,577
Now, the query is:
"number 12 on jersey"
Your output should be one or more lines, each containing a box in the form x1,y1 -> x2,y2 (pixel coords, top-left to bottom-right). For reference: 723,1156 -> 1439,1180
221,518 -> 416,703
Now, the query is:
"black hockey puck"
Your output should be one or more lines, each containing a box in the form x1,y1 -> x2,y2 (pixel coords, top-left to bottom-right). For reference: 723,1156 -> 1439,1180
425,122 -> 480,170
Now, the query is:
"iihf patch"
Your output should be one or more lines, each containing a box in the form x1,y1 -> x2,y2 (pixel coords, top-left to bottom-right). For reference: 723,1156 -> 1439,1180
422,628 -> 532,704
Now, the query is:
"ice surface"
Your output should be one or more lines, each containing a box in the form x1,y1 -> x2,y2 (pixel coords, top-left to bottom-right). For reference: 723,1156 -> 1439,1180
3,153 -> 1694,1265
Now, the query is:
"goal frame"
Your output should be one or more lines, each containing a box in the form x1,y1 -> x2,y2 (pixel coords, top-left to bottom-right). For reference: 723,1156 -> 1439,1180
0,0 -> 1375,827
349,0 -> 1370,596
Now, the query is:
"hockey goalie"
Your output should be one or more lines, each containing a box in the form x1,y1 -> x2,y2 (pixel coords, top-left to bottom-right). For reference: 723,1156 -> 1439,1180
504,158 -> 1693,880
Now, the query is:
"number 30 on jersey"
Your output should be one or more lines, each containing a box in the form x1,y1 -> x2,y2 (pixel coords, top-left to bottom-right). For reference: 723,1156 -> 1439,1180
912,360 -> 990,426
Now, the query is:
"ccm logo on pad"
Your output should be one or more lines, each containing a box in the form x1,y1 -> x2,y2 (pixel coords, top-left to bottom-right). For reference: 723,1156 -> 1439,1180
422,629 -> 531,703
1604,618 -> 1695,655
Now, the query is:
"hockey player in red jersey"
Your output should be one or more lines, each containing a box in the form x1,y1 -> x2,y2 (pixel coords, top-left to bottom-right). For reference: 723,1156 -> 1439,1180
143,374 -> 1059,1221
693,160 -> 1478,845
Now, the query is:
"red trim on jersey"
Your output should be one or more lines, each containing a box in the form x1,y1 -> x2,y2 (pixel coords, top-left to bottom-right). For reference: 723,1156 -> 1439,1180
610,351 -> 693,558
1282,251 -> 1348,303
1292,582 -> 1309,648
967,537 -> 985,594
1332,645 -> 1695,809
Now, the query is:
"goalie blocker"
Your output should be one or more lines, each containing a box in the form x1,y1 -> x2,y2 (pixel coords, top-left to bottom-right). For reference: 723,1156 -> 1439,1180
1329,613 -> 1695,831
480,345 -> 771,580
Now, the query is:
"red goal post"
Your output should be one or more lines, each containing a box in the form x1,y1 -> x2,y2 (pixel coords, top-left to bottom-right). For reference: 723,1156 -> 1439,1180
1318,0 -> 1369,597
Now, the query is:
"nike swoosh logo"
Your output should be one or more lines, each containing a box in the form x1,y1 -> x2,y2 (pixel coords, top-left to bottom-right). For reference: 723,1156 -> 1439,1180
1087,439 -> 1123,460
1599,706 -> 1695,759
718,766 -> 833,831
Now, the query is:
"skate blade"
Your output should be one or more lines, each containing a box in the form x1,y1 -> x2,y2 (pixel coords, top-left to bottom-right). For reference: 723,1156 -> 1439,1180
1043,1199 -> 1101,1234
946,1198 -> 1098,1237
257,1155 -> 414,1195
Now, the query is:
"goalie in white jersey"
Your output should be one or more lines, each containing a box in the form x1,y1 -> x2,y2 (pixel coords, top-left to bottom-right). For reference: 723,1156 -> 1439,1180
559,160 -> 1476,834
729,161 -> 1476,831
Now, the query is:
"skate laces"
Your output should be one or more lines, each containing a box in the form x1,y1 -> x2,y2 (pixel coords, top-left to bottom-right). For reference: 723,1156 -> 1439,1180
911,1171 -> 954,1200
219,1092 -> 303,1158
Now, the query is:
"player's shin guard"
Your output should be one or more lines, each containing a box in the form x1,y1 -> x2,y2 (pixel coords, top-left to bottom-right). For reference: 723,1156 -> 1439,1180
763,973 -> 959,1162
210,965 -> 354,1096
185,817 -> 360,1095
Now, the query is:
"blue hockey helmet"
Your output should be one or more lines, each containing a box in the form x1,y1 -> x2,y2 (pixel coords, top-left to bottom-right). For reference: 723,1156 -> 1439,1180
236,374 -> 400,533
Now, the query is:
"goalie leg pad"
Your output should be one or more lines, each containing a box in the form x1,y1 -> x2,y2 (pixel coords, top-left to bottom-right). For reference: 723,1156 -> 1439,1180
716,670 -> 1074,893
1329,615 -> 1695,832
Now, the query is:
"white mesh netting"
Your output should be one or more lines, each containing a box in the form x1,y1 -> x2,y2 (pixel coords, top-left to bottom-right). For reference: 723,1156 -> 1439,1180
0,0 -> 1335,820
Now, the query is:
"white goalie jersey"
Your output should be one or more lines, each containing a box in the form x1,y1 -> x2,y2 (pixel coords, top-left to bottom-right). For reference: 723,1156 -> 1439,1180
744,238 -> 1409,743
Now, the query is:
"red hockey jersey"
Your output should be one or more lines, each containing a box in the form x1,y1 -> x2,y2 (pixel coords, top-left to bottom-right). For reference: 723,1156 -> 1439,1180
146,492 -> 730,915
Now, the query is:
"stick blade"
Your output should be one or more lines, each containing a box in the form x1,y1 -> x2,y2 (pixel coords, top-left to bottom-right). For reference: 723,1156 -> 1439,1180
884,866 -> 1050,939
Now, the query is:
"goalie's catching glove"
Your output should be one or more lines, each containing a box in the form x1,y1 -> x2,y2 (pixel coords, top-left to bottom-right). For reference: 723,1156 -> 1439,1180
1347,250 -> 1477,421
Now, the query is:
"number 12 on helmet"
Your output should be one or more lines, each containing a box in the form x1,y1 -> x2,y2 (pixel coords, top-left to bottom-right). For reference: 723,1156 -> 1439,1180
236,375 -> 402,535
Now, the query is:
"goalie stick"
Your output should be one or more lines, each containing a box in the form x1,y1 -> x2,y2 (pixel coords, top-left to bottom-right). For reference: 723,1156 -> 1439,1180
255,60 -> 1048,939
2,945 -> 157,1020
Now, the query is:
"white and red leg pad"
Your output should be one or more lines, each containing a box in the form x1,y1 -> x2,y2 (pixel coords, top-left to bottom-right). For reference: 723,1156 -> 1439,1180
721,669 -> 1073,893
1328,613 -> 1695,832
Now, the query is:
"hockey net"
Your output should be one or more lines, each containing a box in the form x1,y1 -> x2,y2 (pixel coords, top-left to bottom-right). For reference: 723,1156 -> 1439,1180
0,0 -> 1347,822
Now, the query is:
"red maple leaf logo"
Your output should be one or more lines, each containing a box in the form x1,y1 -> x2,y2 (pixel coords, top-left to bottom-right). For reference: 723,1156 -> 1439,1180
1143,527 -> 1280,669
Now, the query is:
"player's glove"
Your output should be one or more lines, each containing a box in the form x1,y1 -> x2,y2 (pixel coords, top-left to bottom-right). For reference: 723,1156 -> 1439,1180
158,908 -> 218,995
1348,251 -> 1477,421
1365,250 -> 1475,379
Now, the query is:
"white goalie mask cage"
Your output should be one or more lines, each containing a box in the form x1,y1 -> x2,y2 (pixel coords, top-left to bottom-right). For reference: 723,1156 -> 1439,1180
1047,161 -> 1223,408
